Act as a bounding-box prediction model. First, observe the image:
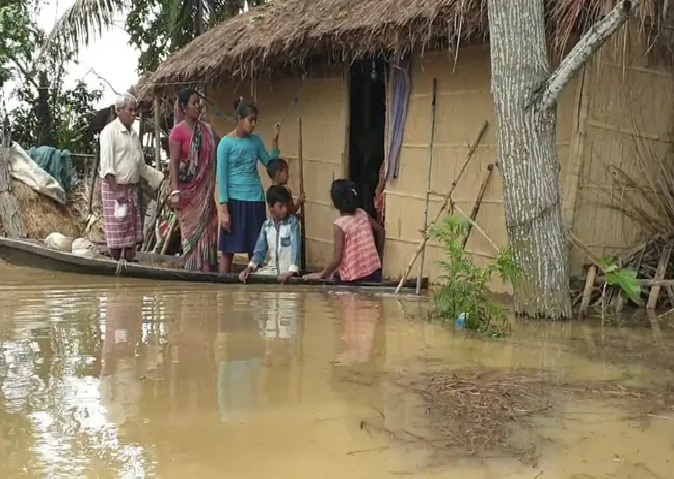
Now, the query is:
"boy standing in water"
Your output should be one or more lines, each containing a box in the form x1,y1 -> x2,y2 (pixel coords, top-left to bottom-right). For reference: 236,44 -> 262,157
239,185 -> 302,284
266,158 -> 305,217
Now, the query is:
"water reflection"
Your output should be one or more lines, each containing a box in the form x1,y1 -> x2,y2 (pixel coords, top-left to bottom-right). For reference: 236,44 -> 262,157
216,294 -> 264,422
0,267 -> 672,478
334,292 -> 382,365
100,290 -> 143,425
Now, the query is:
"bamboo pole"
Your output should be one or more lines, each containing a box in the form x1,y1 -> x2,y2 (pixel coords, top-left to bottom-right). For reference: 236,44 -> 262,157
647,243 -> 672,309
87,143 -> 100,216
460,164 -> 494,249
416,78 -> 438,295
394,120 -> 489,294
160,215 -> 177,255
153,95 -> 162,170
298,118 -> 307,272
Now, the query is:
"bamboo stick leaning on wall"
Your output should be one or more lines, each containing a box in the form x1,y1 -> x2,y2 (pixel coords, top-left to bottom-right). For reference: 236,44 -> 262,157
460,164 -> 494,249
417,78 -> 438,295
394,121 -> 489,294
298,118 -> 307,271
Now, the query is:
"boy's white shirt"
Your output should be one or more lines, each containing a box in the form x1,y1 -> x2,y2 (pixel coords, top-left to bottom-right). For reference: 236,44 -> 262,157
248,216 -> 301,275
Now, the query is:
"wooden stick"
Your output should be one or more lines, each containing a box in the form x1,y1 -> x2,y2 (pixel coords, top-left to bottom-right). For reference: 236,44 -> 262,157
579,265 -> 597,317
160,214 -> 177,255
596,277 -> 674,287
417,78 -> 438,295
153,95 -> 162,171
394,120 -> 489,294
461,164 -> 494,249
87,143 -> 100,216
454,205 -> 499,252
298,117 -> 307,272
647,243 -> 672,309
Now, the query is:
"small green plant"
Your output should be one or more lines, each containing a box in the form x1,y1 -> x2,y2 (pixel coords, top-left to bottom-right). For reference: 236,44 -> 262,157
429,216 -> 520,337
596,257 -> 642,306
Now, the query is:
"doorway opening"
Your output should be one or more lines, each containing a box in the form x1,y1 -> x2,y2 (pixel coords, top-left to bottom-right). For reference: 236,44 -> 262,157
348,57 -> 387,219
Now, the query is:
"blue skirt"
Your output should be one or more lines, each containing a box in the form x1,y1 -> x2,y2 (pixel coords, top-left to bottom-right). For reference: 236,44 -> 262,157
218,199 -> 267,257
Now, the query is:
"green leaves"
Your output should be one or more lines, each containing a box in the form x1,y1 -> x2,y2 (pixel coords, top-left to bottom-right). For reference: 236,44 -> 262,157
2,2 -> 102,154
39,0 -> 129,63
0,0 -> 41,88
597,257 -> 642,305
430,215 -> 519,337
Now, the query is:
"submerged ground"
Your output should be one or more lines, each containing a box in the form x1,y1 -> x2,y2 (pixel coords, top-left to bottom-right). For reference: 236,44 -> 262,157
0,264 -> 672,478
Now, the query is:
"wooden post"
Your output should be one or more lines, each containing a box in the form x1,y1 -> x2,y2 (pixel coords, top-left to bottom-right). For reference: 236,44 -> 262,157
153,95 -> 162,170
647,243 -> 672,310
87,142 -> 100,216
563,66 -> 590,230
579,265 -> 597,317
416,78 -> 438,295
298,118 -> 307,272
138,111 -> 147,145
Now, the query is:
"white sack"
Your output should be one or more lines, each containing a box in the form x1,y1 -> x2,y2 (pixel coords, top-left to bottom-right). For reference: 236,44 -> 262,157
8,142 -> 66,204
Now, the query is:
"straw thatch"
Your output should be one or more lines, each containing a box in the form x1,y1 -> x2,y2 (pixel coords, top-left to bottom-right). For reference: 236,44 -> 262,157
0,180 -> 81,239
137,0 -> 670,98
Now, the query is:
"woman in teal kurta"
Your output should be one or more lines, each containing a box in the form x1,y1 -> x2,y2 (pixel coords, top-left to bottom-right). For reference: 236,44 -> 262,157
216,99 -> 280,273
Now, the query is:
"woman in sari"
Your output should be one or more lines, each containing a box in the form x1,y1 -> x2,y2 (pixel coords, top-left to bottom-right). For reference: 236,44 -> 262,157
168,88 -> 219,272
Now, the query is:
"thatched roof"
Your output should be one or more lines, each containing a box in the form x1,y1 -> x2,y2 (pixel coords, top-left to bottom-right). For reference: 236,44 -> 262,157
137,0 -> 670,99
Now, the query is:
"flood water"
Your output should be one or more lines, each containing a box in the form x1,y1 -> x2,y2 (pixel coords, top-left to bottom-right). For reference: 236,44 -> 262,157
0,265 -> 673,479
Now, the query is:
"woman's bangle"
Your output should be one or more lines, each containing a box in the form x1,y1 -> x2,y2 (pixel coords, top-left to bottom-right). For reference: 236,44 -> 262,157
169,190 -> 181,197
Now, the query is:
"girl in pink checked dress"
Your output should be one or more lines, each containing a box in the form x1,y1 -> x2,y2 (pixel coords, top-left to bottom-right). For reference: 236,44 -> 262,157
303,179 -> 384,284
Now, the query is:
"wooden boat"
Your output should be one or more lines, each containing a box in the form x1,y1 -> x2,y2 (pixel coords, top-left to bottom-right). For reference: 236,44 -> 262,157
0,237 -> 428,292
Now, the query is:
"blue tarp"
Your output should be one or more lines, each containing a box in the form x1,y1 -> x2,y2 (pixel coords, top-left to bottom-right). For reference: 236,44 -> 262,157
27,146 -> 77,193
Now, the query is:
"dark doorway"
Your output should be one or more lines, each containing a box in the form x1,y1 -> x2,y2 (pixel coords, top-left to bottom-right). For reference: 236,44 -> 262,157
348,57 -> 386,219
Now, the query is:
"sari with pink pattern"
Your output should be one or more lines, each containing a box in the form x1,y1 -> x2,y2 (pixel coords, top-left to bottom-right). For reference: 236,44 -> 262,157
169,115 -> 218,272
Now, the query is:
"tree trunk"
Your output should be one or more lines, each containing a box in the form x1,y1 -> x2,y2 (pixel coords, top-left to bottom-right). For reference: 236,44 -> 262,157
487,0 -> 638,320
488,0 -> 571,319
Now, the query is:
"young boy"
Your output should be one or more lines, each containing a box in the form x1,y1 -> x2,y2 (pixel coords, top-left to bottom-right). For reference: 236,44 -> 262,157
238,185 -> 302,284
266,158 -> 305,217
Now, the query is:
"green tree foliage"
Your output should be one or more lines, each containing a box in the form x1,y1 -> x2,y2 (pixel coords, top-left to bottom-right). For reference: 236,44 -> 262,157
11,80 -> 102,153
2,0 -> 102,153
42,0 -> 267,74
0,0 -> 41,88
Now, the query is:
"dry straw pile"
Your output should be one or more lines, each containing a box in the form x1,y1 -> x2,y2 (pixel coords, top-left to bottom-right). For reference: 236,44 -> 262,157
0,180 -> 81,239
389,366 -> 674,466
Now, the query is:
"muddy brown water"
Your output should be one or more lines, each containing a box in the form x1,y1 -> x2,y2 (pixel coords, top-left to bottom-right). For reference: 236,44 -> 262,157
0,264 -> 673,478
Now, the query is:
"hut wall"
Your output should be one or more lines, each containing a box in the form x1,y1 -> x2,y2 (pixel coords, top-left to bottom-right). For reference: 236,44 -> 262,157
206,70 -> 348,268
565,29 -> 674,276
382,46 -> 579,291
203,31 -> 674,288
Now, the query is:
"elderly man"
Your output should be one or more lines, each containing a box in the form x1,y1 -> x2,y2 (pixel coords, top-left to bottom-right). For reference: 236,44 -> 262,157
99,93 -> 164,261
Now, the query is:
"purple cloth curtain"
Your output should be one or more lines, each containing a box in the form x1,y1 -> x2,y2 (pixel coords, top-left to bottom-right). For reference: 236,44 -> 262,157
386,56 -> 412,181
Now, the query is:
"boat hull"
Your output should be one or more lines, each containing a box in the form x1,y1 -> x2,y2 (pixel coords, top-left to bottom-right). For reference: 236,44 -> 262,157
0,237 -> 428,292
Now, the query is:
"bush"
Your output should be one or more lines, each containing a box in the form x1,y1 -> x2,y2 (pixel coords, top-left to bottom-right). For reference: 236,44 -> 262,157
430,216 -> 519,337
